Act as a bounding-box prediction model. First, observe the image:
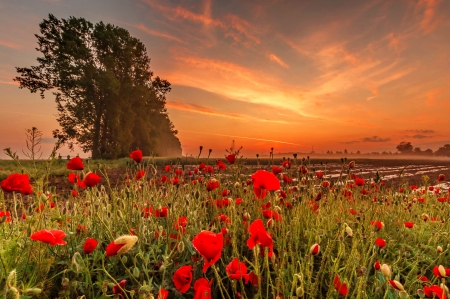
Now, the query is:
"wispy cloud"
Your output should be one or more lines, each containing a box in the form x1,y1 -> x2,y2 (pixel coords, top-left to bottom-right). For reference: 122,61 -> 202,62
125,23 -> 184,43
179,130 -> 309,147
0,40 -> 21,49
362,136 -> 390,142
409,134 -> 433,139
267,53 -> 289,68
166,100 -> 297,125
406,129 -> 435,134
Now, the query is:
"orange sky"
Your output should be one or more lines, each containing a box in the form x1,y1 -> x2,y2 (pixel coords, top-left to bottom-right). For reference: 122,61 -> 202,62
1,0 -> 450,158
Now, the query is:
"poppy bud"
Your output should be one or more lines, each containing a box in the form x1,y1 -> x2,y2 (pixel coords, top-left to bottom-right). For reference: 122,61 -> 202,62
296,287 -> 304,297
374,261 -> 381,270
440,283 -> 449,293
398,291 -> 408,299
177,241 -> 185,253
421,213 -> 429,221
388,280 -> 404,291
345,225 -> 353,237
122,256 -> 128,263
310,244 -> 320,255
416,289 -> 425,297
24,288 -> 42,296
438,174 -> 445,181
380,264 -> 391,277
437,246 -> 443,253
62,278 -> 70,287
132,267 -> 140,278
438,265 -> 447,278
348,161 -> 355,168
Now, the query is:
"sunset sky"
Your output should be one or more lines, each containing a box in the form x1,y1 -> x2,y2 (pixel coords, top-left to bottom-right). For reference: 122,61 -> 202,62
1,0 -> 450,158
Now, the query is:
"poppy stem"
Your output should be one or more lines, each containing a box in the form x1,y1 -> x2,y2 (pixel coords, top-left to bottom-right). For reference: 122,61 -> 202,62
101,257 -> 130,299
212,264 -> 232,299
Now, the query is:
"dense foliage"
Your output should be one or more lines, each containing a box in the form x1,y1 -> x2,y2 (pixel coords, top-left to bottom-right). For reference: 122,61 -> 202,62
14,15 -> 181,159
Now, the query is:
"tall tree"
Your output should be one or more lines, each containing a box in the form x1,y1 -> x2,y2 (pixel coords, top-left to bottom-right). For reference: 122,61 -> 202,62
15,15 -> 180,159
396,141 -> 413,154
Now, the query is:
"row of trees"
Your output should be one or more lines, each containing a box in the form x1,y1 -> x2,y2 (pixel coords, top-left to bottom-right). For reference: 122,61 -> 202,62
15,15 -> 181,159
396,142 -> 450,157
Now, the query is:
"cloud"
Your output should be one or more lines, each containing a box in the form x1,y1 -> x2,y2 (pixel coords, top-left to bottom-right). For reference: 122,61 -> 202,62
143,0 -> 260,46
342,140 -> 359,144
179,130 -> 308,147
411,134 -> 433,139
0,40 -> 21,49
362,136 -> 390,142
166,100 -> 295,124
125,23 -> 184,43
267,53 -> 289,68
406,129 -> 435,133
416,0 -> 443,34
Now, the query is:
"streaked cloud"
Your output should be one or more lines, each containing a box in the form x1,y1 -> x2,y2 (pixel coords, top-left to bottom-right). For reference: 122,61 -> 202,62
0,40 -> 21,49
267,53 -> 289,68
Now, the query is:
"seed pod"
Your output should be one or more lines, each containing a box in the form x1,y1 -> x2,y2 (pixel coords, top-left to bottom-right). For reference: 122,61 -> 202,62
6,270 -> 17,288
133,267 -> 140,278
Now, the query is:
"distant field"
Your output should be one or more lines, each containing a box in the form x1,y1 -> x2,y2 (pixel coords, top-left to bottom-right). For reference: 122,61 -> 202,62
1,156 -> 449,195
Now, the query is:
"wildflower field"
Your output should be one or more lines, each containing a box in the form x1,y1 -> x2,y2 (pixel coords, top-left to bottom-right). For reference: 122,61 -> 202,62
1,150 -> 450,299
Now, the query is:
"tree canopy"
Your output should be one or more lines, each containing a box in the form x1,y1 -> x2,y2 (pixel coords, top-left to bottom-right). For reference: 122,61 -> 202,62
15,14 -> 181,159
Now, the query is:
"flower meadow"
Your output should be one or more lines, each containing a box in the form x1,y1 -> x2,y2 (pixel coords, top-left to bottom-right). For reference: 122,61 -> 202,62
1,150 -> 450,299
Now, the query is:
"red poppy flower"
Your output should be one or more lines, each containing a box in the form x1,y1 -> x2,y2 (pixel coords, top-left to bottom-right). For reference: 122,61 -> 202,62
371,220 -> 384,231
282,174 -> 293,184
354,177 -> 365,186
71,190 -> 79,197
135,170 -> 145,180
214,198 -> 230,208
0,211 -> 12,223
375,238 -> 386,248
199,162 -> 206,170
348,161 -> 355,168
1,173 -> 33,195
193,278 -> 213,299
192,230 -> 223,273
157,288 -> 169,299
349,209 -> 358,215
438,174 -> 446,182
252,170 -> 280,200
388,280 -> 404,291
226,154 -> 236,164
154,206 -> 168,218
216,160 -> 226,171
30,229 -> 67,246
112,279 -> 127,295
246,219 -> 274,257
235,198 -> 243,205
334,275 -> 348,296
68,172 -> 81,183
316,171 -> 324,179
226,258 -> 248,280
130,150 -> 143,163
67,157 -> 84,170
424,285 -> 447,299
322,181 -> 331,188
83,238 -> 98,254
271,166 -> 283,175
174,216 -> 188,232
280,160 -> 291,169
417,275 -> 429,283
300,166 -> 308,174
171,176 -> 179,185
173,265 -> 193,293
206,179 -> 220,191
105,241 -> 125,257
432,266 -> 450,279
404,222 -> 414,228
83,173 -> 101,187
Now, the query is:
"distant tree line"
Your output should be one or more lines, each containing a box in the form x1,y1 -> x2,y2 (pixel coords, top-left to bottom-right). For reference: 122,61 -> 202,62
15,15 -> 181,159
323,142 -> 450,157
